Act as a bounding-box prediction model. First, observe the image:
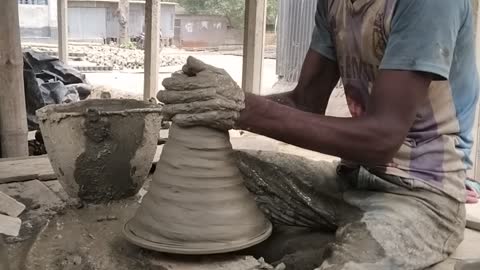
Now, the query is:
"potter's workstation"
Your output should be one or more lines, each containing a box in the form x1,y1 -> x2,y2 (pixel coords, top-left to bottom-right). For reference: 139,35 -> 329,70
3,0 -> 480,263
124,124 -> 273,254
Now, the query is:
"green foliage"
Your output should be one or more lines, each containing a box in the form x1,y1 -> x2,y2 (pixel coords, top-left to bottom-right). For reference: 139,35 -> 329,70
266,0 -> 278,27
167,0 -> 278,29
119,41 -> 137,50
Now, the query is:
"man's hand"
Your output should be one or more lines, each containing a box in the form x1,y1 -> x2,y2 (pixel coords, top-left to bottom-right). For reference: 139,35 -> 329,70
158,57 -> 245,131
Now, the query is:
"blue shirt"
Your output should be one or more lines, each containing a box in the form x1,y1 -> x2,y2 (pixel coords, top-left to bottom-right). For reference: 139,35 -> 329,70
310,0 -> 479,202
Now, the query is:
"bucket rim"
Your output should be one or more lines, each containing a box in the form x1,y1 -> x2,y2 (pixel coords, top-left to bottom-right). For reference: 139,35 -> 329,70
36,99 -> 163,121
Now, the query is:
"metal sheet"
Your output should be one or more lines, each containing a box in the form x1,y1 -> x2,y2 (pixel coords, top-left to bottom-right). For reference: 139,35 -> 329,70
276,0 -> 317,82
68,7 -> 107,40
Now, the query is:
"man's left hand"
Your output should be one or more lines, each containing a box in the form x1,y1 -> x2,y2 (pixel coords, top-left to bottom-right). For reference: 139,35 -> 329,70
158,57 -> 245,131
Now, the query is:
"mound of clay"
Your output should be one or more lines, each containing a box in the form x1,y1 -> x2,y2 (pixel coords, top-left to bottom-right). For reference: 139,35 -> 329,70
124,124 -> 272,254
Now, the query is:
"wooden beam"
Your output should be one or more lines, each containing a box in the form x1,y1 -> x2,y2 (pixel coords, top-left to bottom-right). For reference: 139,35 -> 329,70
471,0 -> 480,179
57,0 -> 68,63
242,0 -> 267,95
144,0 -> 160,100
0,0 -> 29,158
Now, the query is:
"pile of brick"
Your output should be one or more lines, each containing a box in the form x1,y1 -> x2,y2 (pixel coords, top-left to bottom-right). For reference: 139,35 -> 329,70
28,45 -> 187,70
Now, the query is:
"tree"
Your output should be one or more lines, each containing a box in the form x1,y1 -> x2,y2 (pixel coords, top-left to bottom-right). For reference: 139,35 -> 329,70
168,0 -> 278,29
118,0 -> 130,45
266,0 -> 278,28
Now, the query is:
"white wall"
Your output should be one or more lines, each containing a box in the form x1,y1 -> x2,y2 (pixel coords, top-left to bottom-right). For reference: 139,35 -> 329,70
18,4 -> 49,28
48,0 -> 58,28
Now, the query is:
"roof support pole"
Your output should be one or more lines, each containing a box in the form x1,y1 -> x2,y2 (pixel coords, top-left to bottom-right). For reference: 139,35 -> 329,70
0,0 -> 29,157
242,0 -> 267,95
144,0 -> 161,100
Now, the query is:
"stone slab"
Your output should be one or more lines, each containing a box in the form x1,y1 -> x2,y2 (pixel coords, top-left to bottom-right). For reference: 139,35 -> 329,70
0,180 -> 66,251
0,191 -> 25,217
0,180 -> 65,217
0,214 -> 21,237
0,156 -> 55,184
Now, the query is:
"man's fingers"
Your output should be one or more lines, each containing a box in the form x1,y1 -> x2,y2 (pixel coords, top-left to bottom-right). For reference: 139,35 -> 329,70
162,74 -> 219,91
157,89 -> 216,104
161,73 -> 188,91
182,56 -> 226,76
172,111 -> 239,130
182,57 -> 205,76
162,99 -> 243,116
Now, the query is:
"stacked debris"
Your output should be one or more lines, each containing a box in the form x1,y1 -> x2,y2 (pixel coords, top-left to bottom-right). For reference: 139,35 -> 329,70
23,51 -> 93,155
28,45 -> 187,70
73,45 -> 187,70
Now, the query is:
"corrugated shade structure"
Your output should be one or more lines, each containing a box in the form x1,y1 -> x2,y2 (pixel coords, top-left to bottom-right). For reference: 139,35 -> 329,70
276,0 -> 317,82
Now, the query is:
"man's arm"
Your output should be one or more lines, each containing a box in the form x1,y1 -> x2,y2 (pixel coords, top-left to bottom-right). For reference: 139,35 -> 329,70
267,49 -> 340,115
237,70 -> 432,165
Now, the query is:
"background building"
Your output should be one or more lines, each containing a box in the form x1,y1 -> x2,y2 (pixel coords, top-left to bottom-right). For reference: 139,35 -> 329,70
174,14 -> 230,48
18,0 -> 176,43
173,6 -> 244,49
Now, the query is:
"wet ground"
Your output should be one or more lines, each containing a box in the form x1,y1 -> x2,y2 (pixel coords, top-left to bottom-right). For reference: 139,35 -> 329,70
2,184 -> 275,270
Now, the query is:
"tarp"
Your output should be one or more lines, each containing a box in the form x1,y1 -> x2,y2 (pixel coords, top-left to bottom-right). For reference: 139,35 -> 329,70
23,51 -> 91,130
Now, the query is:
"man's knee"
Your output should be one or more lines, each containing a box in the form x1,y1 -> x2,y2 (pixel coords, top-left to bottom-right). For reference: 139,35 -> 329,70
234,150 -> 340,188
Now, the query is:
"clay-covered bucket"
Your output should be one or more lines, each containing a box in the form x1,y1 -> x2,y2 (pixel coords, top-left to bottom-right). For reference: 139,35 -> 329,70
36,99 -> 163,203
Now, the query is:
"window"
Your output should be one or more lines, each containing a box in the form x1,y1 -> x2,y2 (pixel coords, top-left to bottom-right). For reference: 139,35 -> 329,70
19,0 -> 48,5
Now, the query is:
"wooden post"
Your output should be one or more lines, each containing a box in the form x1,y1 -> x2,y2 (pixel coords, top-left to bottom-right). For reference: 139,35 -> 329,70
0,0 -> 29,158
57,0 -> 68,63
472,0 -> 480,179
242,0 -> 267,95
144,0 -> 160,100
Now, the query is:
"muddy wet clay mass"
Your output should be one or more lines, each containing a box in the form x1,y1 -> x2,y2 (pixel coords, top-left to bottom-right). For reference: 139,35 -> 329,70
37,99 -> 163,204
124,124 -> 272,254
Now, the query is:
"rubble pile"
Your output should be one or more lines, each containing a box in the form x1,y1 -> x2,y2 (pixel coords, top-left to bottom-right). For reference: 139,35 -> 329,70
81,45 -> 187,70
80,45 -> 146,70
29,45 -> 187,70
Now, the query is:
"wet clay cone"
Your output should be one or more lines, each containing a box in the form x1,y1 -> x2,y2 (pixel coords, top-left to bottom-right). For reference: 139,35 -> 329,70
123,124 -> 272,254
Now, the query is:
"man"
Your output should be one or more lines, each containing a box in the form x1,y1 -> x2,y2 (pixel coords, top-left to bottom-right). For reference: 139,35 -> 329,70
158,0 -> 479,269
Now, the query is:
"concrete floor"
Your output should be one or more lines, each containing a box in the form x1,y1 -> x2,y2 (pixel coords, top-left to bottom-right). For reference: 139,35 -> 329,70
1,179 -> 274,270
4,178 -> 479,270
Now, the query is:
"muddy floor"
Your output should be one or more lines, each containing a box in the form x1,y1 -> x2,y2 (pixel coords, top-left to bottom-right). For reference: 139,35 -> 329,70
2,176 -> 338,270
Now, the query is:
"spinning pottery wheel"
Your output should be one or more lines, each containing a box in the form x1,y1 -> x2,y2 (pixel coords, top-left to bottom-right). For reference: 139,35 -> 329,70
123,124 -> 272,254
